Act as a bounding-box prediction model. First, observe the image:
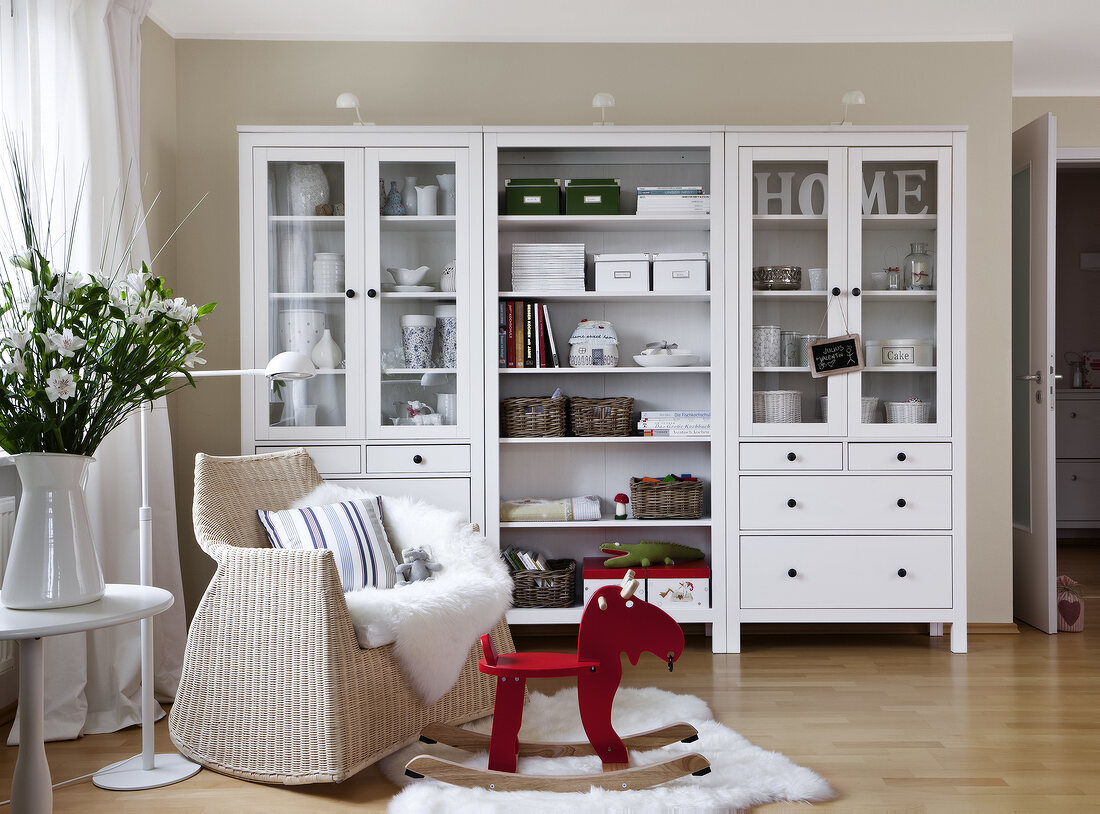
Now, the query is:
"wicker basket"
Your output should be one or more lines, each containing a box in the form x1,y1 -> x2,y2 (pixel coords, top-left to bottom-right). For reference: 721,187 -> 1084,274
629,477 -> 704,519
568,397 -> 634,437
510,559 -> 576,608
501,397 -> 566,437
885,400 -> 932,424
762,390 -> 802,423
819,395 -> 879,423
752,391 -> 766,423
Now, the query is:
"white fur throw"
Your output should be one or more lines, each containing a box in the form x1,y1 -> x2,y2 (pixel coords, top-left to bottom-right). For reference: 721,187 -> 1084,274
292,483 -> 513,705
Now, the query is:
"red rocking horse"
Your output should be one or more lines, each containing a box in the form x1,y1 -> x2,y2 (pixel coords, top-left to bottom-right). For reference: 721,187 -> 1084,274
405,570 -> 711,792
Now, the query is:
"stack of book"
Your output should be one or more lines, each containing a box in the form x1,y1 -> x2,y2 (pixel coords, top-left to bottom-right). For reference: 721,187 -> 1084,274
635,185 -> 711,216
499,300 -> 560,367
511,243 -> 586,292
502,546 -> 554,586
637,410 -> 711,437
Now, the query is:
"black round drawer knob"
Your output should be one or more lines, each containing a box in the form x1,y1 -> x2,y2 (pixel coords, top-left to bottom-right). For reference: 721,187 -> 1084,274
1070,411 -> 1078,418
897,498 -> 907,507
851,287 -> 862,296
787,452 -> 797,462
787,498 -> 797,508
897,452 -> 907,462
831,286 -> 841,297
787,568 -> 797,578
364,289 -> 375,298
898,568 -> 907,578
1071,474 -> 1078,481
412,454 -> 424,464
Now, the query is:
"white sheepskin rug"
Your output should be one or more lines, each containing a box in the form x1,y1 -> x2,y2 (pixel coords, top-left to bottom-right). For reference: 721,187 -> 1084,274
381,686 -> 835,812
292,483 -> 513,705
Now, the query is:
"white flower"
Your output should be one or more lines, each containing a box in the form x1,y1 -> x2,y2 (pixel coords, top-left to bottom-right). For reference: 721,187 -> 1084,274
3,330 -> 31,351
45,328 -> 87,357
183,350 -> 207,368
127,308 -> 154,328
125,271 -> 148,297
186,323 -> 202,340
15,286 -> 40,312
163,297 -> 195,322
44,367 -> 77,402
1,351 -> 26,376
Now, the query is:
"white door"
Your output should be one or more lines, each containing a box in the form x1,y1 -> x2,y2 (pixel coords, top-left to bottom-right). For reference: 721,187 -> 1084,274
1011,114 -> 1057,633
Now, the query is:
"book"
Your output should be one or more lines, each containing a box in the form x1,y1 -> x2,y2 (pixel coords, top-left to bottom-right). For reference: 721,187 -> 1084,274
542,304 -> 560,367
505,301 -> 516,368
523,301 -> 535,368
637,185 -> 704,194
642,428 -> 711,437
498,301 -> 507,368
535,302 -> 546,367
637,420 -> 712,429
640,410 -> 712,419
514,301 -> 524,368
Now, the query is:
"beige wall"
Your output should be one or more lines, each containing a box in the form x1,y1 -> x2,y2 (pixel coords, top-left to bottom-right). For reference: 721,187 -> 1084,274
145,34 -> 1014,623
1014,98 -> 1100,147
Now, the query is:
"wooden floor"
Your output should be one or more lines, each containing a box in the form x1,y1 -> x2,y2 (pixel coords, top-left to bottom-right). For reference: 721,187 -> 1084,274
1,543 -> 1096,812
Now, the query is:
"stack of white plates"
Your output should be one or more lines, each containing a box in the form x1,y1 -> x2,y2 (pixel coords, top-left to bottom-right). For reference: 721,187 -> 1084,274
511,243 -> 586,292
313,252 -> 344,293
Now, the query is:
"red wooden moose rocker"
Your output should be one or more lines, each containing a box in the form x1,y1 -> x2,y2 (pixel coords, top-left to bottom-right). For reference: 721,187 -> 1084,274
405,570 -> 711,791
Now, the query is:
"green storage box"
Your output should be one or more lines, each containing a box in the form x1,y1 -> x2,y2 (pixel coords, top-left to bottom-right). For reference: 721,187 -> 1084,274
505,178 -> 561,215
564,178 -> 621,215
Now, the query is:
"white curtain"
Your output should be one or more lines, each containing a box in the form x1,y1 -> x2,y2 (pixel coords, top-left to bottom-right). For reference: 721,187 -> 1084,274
4,0 -> 188,742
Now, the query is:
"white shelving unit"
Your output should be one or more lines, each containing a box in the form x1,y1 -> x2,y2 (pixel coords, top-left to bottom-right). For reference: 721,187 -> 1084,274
484,128 -> 727,650
728,129 -> 967,653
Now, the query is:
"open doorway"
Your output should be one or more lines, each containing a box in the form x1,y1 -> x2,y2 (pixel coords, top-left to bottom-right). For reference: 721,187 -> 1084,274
1054,162 -> 1100,612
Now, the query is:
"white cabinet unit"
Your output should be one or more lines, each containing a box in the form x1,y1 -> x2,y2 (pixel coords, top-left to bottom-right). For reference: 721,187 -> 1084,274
1056,390 -> 1100,528
728,129 -> 967,653
483,129 -> 726,648
240,128 -> 484,523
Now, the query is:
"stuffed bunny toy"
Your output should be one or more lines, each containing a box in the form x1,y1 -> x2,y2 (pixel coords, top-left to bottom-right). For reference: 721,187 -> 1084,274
396,546 -> 443,586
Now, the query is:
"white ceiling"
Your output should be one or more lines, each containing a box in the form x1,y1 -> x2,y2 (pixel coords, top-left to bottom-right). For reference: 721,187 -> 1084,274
147,0 -> 1100,96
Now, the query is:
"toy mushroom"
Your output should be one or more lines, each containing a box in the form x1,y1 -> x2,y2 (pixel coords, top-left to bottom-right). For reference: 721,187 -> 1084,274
614,493 -> 629,520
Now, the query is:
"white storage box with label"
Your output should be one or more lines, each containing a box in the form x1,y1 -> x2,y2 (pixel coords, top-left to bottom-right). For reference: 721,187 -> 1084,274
651,252 -> 708,292
864,338 -> 934,367
582,557 -> 646,602
594,253 -> 650,292
647,560 -> 710,609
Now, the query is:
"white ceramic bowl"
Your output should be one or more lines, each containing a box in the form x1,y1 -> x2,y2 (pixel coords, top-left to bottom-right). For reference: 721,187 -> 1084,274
278,309 -> 326,354
633,354 -> 700,367
387,266 -> 429,286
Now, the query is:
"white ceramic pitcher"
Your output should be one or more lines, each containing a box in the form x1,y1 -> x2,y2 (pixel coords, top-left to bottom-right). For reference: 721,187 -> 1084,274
415,185 -> 439,216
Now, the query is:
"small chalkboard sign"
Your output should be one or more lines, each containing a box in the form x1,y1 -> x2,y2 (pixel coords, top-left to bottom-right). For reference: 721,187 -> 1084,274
809,333 -> 865,378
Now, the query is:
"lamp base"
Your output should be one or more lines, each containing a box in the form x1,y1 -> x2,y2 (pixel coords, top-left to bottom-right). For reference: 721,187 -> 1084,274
92,753 -> 201,790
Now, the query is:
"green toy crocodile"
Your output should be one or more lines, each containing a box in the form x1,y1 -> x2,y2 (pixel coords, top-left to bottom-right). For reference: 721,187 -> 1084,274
600,541 -> 705,568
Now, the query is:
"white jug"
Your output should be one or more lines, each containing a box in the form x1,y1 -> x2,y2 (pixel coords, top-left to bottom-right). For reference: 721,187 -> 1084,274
436,174 -> 457,215
415,185 -> 439,217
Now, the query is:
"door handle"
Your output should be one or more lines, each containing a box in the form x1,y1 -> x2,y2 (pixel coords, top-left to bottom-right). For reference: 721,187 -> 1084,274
1015,370 -> 1041,383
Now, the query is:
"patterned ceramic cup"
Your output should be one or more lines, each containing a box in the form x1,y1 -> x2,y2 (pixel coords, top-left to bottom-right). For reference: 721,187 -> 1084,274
752,325 -> 781,367
401,315 -> 437,369
434,305 -> 457,368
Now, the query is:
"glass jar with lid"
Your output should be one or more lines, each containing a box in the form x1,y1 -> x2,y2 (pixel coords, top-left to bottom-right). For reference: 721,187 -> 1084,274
903,242 -> 934,290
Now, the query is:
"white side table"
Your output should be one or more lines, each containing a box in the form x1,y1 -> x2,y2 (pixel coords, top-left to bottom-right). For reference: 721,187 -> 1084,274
0,584 -> 173,814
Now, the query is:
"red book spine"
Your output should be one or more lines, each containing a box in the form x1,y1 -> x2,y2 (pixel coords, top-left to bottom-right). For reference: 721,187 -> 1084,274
505,301 -> 516,368
536,302 -> 547,367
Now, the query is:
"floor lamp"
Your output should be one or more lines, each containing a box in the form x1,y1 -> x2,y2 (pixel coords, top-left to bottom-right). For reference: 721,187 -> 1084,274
93,351 -> 316,790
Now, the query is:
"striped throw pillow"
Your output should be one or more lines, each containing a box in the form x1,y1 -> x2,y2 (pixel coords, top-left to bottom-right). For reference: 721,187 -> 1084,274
258,497 -> 398,591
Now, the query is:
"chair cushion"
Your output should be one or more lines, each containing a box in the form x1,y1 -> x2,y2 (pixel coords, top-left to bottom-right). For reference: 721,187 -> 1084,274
258,497 -> 398,590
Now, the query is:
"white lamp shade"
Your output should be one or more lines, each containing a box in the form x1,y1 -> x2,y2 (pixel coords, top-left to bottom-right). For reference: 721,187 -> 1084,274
335,92 -> 360,109
265,351 -> 316,380
841,90 -> 866,106
592,92 -> 616,109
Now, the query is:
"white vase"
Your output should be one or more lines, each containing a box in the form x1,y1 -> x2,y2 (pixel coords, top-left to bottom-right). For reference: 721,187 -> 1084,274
287,163 -> 330,216
436,174 -> 457,215
440,259 -> 457,292
1,453 -> 105,609
415,185 -> 439,217
311,328 -> 343,369
403,176 -> 418,215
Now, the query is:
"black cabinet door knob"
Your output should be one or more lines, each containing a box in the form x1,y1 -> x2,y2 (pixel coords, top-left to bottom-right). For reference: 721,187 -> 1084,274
787,498 -> 797,508
1070,411 -> 1077,418
787,452 -> 797,461
897,452 -> 907,462
898,568 -> 907,578
831,286 -> 841,297
787,568 -> 797,578
897,498 -> 907,508
364,289 -> 376,298
412,454 -> 424,464
851,287 -> 861,296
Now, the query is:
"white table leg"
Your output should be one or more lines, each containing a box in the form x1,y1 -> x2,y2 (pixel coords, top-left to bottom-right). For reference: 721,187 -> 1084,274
13,637 -> 51,814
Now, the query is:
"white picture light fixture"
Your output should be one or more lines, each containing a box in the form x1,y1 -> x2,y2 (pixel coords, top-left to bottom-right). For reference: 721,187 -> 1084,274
92,352 -> 316,791
336,92 -> 372,125
592,92 -> 615,125
836,90 -> 866,126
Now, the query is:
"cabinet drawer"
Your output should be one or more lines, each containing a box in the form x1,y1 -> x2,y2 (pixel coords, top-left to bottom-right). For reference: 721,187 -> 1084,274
740,443 -> 843,471
1057,400 -> 1100,458
1056,461 -> 1100,522
848,442 -> 952,471
255,445 -> 362,475
366,444 -> 471,474
740,535 -> 952,608
739,475 -> 951,530
330,478 -> 471,520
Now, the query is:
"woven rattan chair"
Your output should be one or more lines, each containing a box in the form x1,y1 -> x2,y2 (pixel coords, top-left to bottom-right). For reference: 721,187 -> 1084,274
168,447 -> 514,784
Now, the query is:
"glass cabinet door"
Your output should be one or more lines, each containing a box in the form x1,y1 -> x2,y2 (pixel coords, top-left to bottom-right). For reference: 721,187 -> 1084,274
366,149 -> 470,438
253,148 -> 364,439
739,147 -> 847,436
847,147 -> 952,435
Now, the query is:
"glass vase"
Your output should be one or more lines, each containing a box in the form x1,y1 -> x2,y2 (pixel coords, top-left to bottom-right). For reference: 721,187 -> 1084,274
903,242 -> 934,290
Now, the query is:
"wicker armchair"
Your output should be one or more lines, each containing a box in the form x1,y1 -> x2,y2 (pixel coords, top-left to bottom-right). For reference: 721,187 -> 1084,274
168,448 -> 514,784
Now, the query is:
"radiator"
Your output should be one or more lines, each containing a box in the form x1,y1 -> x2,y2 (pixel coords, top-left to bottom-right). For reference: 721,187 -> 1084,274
0,496 -> 14,673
